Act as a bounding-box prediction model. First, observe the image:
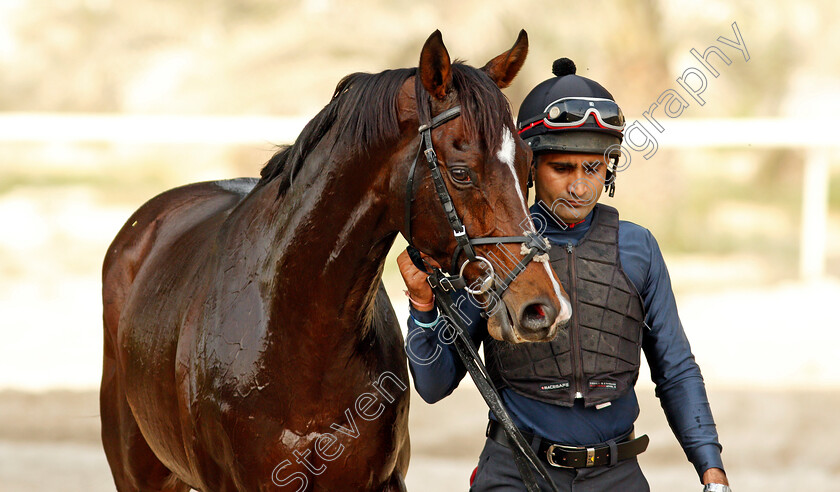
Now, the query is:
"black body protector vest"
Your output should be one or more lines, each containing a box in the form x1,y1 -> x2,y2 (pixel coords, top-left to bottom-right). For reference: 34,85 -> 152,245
485,204 -> 646,408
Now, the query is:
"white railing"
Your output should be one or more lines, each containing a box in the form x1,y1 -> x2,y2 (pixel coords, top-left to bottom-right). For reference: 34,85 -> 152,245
628,118 -> 836,281
0,113 -> 310,144
0,114 -> 835,279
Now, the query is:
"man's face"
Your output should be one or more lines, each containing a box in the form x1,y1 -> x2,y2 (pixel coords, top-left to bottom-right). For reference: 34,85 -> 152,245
532,152 -> 608,226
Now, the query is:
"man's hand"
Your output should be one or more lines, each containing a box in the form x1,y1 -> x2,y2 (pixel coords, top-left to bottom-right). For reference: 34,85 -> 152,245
396,249 -> 439,312
702,467 -> 729,486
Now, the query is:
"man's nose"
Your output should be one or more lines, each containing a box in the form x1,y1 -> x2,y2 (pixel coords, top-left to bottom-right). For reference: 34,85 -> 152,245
569,170 -> 594,199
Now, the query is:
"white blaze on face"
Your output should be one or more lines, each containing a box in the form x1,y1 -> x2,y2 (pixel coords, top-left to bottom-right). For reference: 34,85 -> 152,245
546,262 -> 573,323
496,127 -> 516,167
498,128 -> 533,230
498,128 -> 571,324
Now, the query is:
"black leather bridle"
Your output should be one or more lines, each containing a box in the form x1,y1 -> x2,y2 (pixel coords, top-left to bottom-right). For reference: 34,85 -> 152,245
403,105 -> 552,301
403,102 -> 561,492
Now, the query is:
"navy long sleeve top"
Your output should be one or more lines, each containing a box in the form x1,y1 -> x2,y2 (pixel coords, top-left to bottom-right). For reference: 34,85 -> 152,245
405,204 -> 724,480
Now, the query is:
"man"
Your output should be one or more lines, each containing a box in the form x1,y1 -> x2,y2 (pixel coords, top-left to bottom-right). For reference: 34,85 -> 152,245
396,58 -> 730,491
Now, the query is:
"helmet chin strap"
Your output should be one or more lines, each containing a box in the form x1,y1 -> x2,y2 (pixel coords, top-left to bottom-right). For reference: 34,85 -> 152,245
605,155 -> 618,197
525,161 -> 535,203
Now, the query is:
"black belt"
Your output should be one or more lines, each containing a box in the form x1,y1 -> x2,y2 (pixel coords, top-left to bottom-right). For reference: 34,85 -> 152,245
486,420 -> 649,469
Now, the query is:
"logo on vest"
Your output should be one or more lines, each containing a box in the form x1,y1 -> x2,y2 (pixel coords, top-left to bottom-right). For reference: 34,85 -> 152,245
588,380 -> 617,390
540,382 -> 570,391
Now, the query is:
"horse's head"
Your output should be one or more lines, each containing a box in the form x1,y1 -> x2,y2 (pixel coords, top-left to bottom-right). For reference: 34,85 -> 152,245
396,30 -> 571,343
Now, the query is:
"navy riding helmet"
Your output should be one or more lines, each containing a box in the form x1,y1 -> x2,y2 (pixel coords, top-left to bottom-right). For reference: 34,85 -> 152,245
517,58 -> 625,195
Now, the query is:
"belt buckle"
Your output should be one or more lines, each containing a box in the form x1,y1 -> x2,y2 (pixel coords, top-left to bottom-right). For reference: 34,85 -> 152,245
545,443 -> 579,468
546,444 -> 597,468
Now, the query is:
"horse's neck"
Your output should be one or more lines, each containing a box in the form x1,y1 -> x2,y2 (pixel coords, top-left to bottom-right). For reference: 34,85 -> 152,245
242,154 -> 395,347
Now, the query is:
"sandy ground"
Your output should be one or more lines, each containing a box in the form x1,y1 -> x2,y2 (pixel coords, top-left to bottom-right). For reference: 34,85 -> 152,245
1,386 -> 840,492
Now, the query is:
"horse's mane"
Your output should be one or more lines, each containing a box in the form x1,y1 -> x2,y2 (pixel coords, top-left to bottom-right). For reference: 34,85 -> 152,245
257,62 -> 513,194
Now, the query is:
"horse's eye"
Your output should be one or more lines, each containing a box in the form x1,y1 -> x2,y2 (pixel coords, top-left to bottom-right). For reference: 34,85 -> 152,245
450,167 -> 472,184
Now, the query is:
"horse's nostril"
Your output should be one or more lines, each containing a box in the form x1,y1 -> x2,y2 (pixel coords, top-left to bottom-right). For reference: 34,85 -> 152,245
520,302 -> 556,332
526,304 -> 545,321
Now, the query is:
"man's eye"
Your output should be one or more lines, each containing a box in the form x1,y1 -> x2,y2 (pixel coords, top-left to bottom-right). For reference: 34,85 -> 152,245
450,168 -> 472,184
584,162 -> 602,174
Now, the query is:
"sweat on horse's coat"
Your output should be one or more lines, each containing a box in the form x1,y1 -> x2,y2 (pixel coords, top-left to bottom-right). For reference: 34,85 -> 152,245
99,29 -> 568,492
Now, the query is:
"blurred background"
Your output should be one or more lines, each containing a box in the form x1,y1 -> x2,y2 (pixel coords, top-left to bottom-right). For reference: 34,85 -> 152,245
1,0 -> 839,490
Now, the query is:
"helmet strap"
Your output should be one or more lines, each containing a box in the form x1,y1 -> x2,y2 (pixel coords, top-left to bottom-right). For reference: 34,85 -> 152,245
604,155 -> 618,197
527,161 -> 535,189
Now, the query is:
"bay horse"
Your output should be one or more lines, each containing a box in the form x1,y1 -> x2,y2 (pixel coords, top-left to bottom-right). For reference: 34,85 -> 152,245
100,30 -> 570,491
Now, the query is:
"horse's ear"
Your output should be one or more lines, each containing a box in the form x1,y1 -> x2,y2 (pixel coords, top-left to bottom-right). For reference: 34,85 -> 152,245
419,30 -> 452,101
482,29 -> 529,89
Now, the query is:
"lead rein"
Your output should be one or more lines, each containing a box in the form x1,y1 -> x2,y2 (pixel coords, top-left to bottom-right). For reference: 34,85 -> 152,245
429,277 -> 561,492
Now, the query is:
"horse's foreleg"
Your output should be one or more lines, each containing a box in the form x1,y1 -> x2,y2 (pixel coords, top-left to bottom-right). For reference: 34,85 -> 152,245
380,472 -> 408,492
101,353 -> 192,492
101,309 -> 191,492
380,439 -> 410,492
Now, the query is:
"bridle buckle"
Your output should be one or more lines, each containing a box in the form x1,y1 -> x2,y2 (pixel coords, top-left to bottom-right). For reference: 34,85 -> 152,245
427,274 -> 456,292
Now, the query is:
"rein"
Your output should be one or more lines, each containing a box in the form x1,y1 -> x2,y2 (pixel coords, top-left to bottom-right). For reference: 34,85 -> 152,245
430,284 -> 559,492
404,101 -> 560,492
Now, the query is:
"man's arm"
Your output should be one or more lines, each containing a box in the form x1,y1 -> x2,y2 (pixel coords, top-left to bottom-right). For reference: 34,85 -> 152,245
397,250 -> 488,404
627,226 -> 727,485
405,296 -> 487,403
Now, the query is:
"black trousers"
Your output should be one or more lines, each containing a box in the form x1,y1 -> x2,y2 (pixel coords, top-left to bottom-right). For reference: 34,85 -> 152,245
469,437 -> 650,492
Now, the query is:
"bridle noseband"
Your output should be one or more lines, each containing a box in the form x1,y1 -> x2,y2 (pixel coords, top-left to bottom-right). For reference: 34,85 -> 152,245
403,104 -> 552,301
